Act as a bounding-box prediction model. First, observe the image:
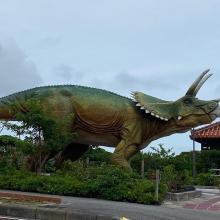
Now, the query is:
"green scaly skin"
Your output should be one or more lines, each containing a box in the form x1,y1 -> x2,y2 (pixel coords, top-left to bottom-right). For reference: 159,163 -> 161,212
0,70 -> 219,169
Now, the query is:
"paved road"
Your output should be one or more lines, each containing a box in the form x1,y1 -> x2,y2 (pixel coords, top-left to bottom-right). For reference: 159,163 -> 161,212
0,217 -> 31,220
58,196 -> 220,220
1,190 -> 220,220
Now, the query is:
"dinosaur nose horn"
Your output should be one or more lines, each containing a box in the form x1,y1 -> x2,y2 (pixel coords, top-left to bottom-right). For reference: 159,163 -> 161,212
185,69 -> 212,97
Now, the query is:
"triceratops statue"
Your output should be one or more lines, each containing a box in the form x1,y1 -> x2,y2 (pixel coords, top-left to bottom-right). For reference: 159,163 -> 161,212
0,69 -> 219,169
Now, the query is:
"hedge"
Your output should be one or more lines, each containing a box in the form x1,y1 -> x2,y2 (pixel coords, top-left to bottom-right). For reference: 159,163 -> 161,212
0,162 -> 166,204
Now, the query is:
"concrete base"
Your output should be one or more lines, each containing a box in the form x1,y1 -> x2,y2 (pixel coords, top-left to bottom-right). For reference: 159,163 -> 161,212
166,190 -> 202,201
0,203 -> 120,220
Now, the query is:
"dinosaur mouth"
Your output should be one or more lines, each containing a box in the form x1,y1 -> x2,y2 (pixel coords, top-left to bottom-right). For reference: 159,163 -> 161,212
209,105 -> 220,120
178,127 -> 190,133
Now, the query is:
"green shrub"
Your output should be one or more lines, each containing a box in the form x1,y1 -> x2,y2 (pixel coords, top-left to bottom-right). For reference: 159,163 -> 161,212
84,165 -> 156,203
161,165 -> 193,192
60,162 -> 166,203
0,163 -> 166,204
194,173 -> 219,186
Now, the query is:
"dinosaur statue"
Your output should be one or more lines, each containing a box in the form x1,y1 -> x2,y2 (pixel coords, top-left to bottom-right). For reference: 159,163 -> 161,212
0,69 -> 219,169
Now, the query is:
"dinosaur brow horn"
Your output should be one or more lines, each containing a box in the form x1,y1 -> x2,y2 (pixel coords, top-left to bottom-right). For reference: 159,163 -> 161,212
185,69 -> 210,97
193,73 -> 212,96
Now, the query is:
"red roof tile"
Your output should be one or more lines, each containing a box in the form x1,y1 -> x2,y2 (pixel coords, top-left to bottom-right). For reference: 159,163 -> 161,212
191,122 -> 220,139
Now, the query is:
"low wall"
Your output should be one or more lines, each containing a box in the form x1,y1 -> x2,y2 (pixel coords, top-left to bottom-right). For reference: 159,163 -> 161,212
166,190 -> 202,201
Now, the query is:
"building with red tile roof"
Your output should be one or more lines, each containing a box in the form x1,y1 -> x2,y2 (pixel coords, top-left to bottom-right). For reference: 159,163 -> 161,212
190,121 -> 220,150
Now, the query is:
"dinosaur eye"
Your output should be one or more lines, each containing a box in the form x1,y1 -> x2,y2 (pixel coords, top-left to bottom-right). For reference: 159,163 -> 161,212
184,99 -> 192,105
208,103 -> 216,109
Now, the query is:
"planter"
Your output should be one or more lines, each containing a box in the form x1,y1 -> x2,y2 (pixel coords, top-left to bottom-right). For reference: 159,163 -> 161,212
166,190 -> 201,201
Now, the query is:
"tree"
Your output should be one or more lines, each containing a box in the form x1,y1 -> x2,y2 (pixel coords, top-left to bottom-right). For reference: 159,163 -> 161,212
6,98 -> 74,174
0,135 -> 32,170
131,144 -> 175,175
196,150 -> 220,173
0,121 -> 25,140
81,147 -> 111,164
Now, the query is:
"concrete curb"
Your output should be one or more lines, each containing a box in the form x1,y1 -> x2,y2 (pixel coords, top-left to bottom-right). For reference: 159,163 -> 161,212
195,186 -> 219,189
0,204 -> 120,220
166,190 -> 202,201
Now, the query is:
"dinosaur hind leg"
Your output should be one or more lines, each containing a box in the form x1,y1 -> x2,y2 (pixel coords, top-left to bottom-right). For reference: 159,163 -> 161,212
54,143 -> 89,168
110,140 -> 138,170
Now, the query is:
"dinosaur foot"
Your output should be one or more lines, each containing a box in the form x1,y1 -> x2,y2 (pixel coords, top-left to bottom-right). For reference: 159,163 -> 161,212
110,155 -> 132,171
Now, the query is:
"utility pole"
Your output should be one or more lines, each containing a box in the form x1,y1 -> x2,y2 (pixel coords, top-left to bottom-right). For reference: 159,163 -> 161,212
155,169 -> 160,202
191,128 -> 196,180
141,150 -> 145,177
141,158 -> 145,177
86,157 -> 90,166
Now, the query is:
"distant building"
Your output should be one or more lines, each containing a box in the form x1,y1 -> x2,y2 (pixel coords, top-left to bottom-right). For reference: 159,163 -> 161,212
190,122 -> 220,151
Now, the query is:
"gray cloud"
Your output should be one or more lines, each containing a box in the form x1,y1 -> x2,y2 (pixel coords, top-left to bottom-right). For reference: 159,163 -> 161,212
114,72 -> 177,91
91,71 -> 181,99
69,70 -> 182,101
49,66 -> 217,103
0,40 -> 42,96
34,37 -> 61,50
53,64 -> 84,82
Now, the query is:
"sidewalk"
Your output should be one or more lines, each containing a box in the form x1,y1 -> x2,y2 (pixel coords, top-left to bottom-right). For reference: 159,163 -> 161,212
163,187 -> 220,211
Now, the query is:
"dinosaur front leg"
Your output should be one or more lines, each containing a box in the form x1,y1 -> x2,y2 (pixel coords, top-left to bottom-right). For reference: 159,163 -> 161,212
54,143 -> 90,168
110,140 -> 138,170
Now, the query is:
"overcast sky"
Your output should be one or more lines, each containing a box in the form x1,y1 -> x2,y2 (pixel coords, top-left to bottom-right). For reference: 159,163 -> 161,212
0,0 -> 220,154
